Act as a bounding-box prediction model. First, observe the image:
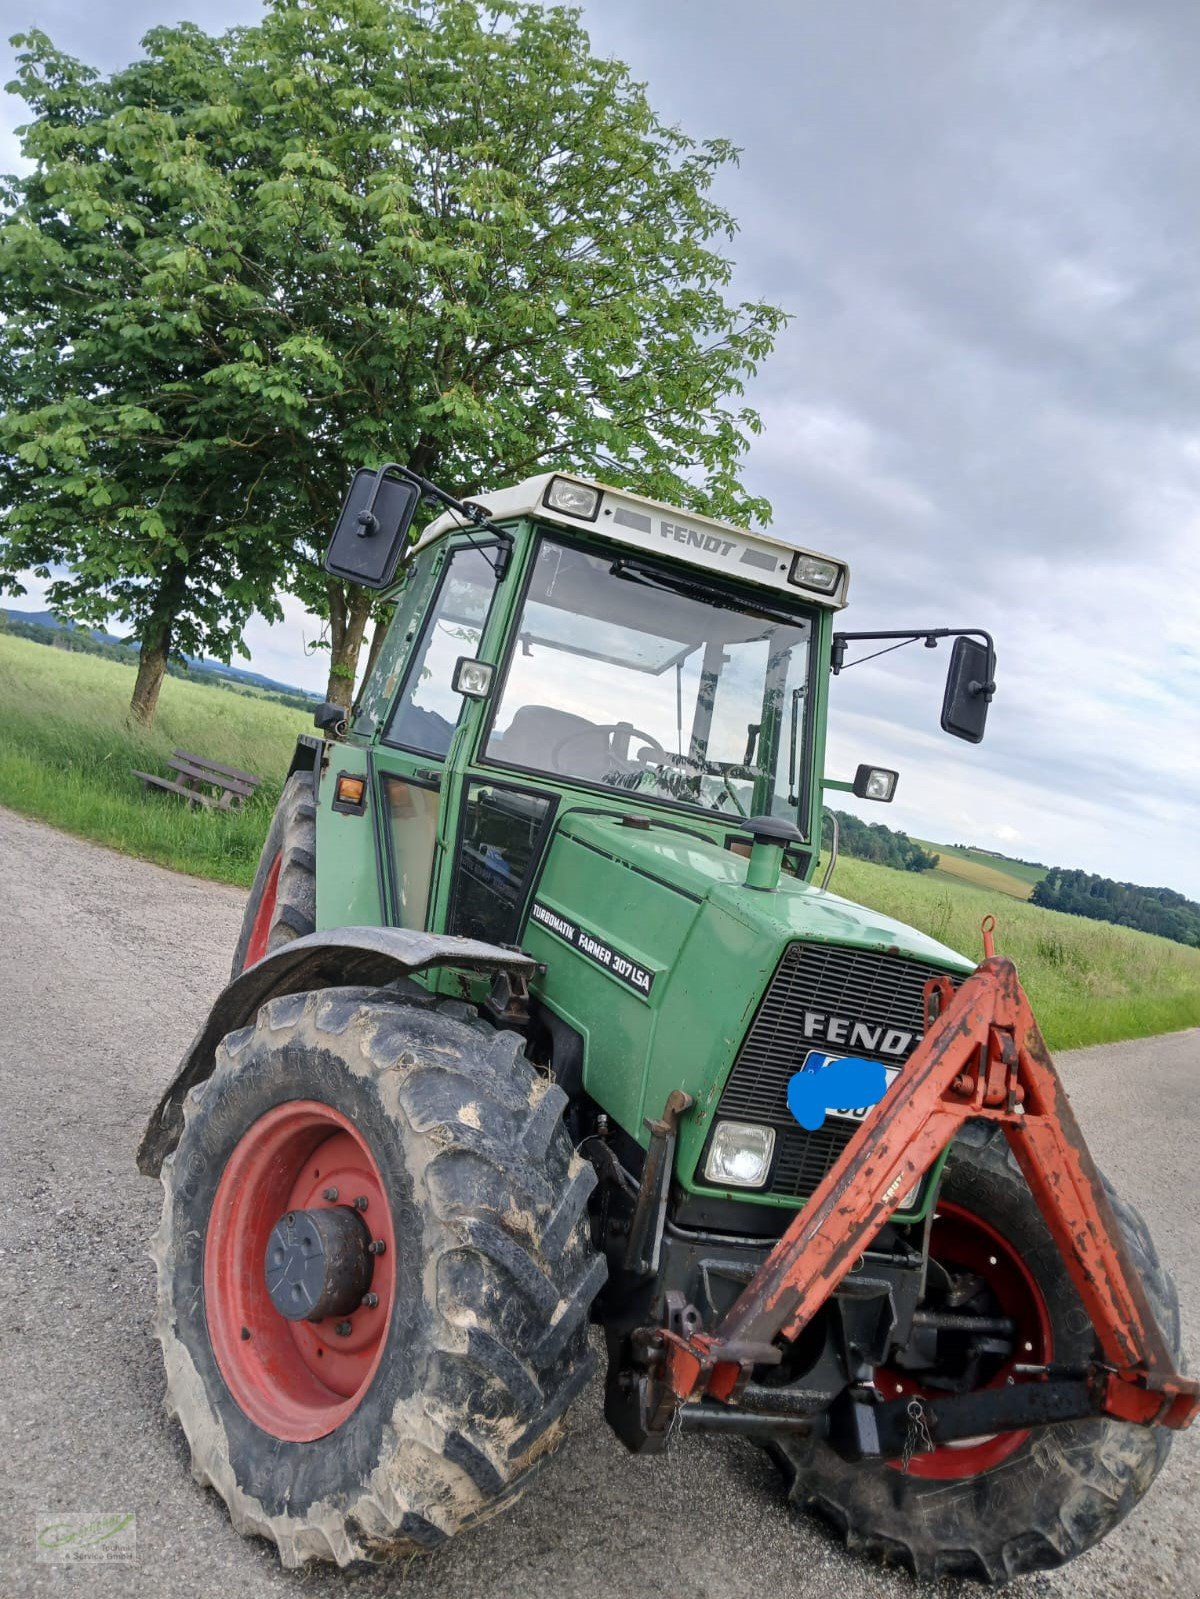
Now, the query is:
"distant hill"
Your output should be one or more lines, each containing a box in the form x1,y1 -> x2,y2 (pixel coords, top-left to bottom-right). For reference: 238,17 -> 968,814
1,608 -> 318,702
913,839 -> 1047,901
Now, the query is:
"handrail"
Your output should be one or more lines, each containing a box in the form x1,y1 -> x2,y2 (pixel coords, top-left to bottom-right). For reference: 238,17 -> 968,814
819,808 -> 839,892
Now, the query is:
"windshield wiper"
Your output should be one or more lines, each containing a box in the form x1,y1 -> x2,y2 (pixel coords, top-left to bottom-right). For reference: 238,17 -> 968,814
610,558 -> 810,631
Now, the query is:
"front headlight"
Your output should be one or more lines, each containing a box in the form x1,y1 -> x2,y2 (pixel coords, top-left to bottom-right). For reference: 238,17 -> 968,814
703,1120 -> 776,1188
543,475 -> 601,521
788,551 -> 844,595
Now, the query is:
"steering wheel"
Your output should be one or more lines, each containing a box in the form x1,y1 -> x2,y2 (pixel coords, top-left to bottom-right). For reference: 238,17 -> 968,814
550,723 -> 667,772
710,762 -> 763,817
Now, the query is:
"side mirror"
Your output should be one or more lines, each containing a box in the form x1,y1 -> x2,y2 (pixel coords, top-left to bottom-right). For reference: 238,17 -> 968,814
941,635 -> 996,743
324,466 -> 422,589
313,701 -> 347,733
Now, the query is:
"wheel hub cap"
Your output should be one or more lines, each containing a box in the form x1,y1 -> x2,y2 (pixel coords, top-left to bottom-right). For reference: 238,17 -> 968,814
264,1206 -> 373,1322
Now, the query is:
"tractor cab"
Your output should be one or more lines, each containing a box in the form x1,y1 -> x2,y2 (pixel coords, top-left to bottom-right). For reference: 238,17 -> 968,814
315,467 -> 990,953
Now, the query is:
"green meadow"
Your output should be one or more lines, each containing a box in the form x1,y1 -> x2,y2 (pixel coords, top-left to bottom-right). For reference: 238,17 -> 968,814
0,633 -> 304,886
2,631 -> 1197,1052
829,855 -> 1200,1051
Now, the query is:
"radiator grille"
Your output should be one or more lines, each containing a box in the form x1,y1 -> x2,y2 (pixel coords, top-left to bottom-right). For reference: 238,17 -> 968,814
709,942 -> 965,1202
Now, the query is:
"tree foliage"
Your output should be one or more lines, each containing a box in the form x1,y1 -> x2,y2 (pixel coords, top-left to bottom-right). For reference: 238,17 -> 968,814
830,809 -> 940,873
0,0 -> 786,720
1031,867 -> 1200,948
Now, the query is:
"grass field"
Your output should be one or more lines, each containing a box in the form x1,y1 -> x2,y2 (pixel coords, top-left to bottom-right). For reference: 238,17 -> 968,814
0,634 -> 305,886
829,855 -> 1200,1050
3,631 -> 1197,1052
913,839 -> 1046,902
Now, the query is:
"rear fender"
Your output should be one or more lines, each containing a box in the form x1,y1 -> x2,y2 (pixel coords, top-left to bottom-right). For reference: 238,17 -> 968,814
137,926 -> 535,1176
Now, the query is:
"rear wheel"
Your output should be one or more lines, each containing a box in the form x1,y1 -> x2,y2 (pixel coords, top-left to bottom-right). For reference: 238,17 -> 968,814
769,1123 -> 1180,1584
231,771 -> 316,976
152,986 -> 606,1566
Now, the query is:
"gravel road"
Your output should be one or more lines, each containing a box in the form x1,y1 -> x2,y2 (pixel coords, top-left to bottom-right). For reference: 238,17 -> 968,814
1,805 -> 1196,1598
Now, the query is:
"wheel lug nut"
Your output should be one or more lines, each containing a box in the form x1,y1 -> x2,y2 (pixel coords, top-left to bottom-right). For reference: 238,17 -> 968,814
361,1293 -> 379,1309
353,1195 -> 369,1211
368,1239 -> 386,1255
335,1320 -> 353,1337
323,1187 -> 339,1202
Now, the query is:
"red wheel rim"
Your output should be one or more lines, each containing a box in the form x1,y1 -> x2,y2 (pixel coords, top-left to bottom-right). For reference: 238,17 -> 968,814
874,1201 -> 1052,1478
204,1100 -> 396,1442
243,851 -> 282,970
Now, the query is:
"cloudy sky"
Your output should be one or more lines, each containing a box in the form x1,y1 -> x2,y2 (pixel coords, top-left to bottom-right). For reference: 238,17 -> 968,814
4,2 -> 1198,894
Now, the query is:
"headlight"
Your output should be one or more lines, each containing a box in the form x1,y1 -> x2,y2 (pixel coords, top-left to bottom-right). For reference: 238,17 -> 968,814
452,656 -> 495,698
788,551 -> 843,595
852,763 -> 899,802
703,1121 -> 776,1188
543,476 -> 601,521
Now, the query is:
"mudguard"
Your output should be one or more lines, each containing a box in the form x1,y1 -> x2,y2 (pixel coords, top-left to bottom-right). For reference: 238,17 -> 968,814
137,926 -> 536,1176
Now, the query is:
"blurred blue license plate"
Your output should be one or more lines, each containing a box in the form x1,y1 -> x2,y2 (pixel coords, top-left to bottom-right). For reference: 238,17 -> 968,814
800,1050 -> 900,1124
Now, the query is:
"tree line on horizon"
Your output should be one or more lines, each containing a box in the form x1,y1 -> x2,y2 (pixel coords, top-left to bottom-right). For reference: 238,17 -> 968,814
0,0 -> 786,728
1031,867 -> 1200,949
830,810 -> 940,874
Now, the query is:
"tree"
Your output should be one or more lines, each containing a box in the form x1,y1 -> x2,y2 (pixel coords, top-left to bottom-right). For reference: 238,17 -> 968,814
829,810 -> 940,874
0,29 -> 295,723
0,1 -> 787,720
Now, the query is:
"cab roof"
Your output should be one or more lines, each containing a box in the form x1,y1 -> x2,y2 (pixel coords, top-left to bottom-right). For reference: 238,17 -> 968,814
417,471 -> 850,609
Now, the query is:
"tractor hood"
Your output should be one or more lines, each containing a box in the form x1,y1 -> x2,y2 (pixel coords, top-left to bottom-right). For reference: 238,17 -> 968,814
524,808 -> 975,1185
553,810 -> 973,973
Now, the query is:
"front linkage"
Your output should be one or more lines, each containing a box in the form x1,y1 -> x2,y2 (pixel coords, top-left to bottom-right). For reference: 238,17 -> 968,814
623,922 -> 1199,1458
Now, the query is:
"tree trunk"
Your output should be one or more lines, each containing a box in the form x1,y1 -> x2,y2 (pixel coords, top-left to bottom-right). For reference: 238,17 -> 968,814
325,579 -> 373,709
359,612 -> 388,692
129,619 -> 171,729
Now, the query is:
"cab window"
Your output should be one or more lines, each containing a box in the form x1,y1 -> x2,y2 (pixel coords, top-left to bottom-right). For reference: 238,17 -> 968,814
383,545 -> 500,756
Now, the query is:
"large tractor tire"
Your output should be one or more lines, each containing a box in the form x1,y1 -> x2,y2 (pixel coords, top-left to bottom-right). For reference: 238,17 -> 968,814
231,771 -> 317,976
769,1123 -> 1180,1585
152,986 -> 605,1567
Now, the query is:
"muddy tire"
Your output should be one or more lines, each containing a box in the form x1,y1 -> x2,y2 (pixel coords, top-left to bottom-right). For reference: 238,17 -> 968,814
152,986 -> 605,1567
769,1123 -> 1180,1584
231,771 -> 316,976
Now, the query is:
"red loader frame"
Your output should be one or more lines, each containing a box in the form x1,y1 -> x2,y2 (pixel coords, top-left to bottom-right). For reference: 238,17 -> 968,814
657,929 -> 1198,1436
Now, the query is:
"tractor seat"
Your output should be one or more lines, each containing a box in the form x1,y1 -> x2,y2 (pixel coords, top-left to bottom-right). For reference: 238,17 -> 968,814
491,705 -> 634,781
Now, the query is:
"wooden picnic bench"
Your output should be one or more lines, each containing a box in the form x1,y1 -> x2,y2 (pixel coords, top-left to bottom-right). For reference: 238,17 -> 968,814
132,749 -> 262,811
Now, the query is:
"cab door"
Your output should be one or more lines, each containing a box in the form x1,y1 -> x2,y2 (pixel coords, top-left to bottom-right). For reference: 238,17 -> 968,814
364,539 -> 502,931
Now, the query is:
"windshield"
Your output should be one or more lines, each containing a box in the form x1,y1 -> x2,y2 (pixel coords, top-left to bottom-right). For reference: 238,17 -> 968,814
485,537 -> 815,825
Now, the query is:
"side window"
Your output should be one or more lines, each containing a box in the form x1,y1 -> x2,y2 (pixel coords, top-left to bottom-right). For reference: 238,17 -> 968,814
384,545 -> 500,756
352,550 -> 440,738
380,775 -> 441,930
448,783 -> 555,944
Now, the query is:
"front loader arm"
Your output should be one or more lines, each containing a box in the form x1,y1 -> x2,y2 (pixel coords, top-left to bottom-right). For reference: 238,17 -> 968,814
653,942 -> 1198,1434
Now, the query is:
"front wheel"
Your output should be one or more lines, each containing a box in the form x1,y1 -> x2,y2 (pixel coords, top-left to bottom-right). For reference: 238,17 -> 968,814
231,771 -> 317,976
769,1123 -> 1181,1584
152,987 -> 606,1566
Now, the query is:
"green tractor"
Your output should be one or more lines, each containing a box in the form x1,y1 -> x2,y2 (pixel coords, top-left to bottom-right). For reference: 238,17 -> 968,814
140,466 -> 1191,1582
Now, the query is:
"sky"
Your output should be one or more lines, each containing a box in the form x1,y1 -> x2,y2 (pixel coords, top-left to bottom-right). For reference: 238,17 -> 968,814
3,1 -> 1199,895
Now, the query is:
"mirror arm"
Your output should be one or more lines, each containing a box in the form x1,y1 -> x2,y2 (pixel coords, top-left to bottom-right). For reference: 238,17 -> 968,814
831,627 -> 995,695
360,463 -> 515,578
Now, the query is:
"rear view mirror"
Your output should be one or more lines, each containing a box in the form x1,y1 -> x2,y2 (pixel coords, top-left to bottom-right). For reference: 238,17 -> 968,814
324,467 -> 422,589
941,635 -> 996,743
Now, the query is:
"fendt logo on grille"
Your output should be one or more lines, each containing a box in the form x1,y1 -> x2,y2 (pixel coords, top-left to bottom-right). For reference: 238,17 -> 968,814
798,1011 -> 918,1059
